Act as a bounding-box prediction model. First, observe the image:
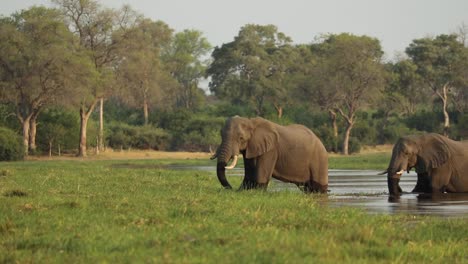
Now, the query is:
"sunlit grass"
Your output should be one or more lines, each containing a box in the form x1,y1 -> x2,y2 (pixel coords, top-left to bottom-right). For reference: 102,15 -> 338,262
0,157 -> 466,263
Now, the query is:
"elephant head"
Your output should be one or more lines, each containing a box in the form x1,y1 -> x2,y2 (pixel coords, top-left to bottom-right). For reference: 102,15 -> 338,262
384,134 -> 451,195
211,116 -> 278,189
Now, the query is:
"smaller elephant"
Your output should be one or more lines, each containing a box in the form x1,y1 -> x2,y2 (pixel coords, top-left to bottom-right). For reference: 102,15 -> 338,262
383,133 -> 468,196
211,116 -> 328,193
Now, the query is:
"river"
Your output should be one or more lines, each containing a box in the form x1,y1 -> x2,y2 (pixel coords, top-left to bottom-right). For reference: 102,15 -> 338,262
177,166 -> 468,217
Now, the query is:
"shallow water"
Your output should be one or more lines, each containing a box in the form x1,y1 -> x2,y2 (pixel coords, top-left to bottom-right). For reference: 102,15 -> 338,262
173,166 -> 468,217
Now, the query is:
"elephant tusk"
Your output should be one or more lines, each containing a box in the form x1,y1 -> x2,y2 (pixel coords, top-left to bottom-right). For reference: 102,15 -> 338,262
225,155 -> 238,169
396,169 -> 405,175
378,170 -> 388,175
209,146 -> 216,160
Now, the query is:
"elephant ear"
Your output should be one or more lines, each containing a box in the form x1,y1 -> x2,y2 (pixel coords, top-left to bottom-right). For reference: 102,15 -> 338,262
245,120 -> 279,159
418,134 -> 451,169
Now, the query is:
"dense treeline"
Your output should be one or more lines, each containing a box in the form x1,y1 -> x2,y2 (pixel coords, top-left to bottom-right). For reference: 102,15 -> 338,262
1,0 -> 467,160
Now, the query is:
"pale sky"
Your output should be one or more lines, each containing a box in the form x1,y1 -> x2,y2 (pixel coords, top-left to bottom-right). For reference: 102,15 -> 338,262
2,0 -> 468,59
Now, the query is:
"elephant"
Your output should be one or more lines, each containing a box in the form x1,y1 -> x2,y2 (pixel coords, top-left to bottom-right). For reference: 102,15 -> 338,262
383,133 -> 468,196
211,116 -> 328,193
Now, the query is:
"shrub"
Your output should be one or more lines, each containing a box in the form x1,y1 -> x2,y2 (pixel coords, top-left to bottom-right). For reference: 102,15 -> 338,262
338,136 -> 361,154
36,108 -> 80,155
132,126 -> 170,150
314,125 -> 339,153
0,127 -> 24,161
404,110 -> 441,132
106,123 -> 170,151
171,116 -> 224,152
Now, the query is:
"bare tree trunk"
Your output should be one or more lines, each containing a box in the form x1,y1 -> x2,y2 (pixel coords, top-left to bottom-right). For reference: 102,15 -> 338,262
337,108 -> 355,155
20,117 -> 31,156
78,100 -> 98,157
49,141 -> 52,157
143,98 -> 149,126
274,104 -> 283,119
437,84 -> 450,137
329,110 -> 338,138
28,110 -> 40,153
342,124 -> 353,155
98,97 -> 104,152
78,109 -> 89,157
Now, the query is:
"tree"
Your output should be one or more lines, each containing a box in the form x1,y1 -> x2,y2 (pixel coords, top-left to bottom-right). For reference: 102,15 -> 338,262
207,24 -> 294,117
385,59 -> 429,116
406,34 -> 468,136
53,0 -> 137,156
162,29 -> 212,110
0,7 -> 90,155
310,33 -> 386,155
115,19 -> 173,125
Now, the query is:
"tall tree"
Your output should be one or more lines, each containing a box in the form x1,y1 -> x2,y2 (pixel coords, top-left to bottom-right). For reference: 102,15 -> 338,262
162,29 -> 212,110
310,33 -> 385,155
0,7 -> 92,155
385,59 -> 428,116
115,19 -> 173,125
207,24 -> 293,117
53,0 -> 136,156
406,34 -> 468,136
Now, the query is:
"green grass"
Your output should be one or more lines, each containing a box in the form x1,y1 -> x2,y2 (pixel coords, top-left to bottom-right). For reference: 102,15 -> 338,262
0,158 -> 466,263
329,152 -> 391,170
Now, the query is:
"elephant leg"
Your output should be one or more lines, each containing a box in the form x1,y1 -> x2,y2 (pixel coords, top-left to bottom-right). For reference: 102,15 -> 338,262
412,173 -> 431,193
239,154 -> 257,190
431,167 -> 452,193
305,158 -> 328,193
304,180 -> 328,193
255,151 -> 278,188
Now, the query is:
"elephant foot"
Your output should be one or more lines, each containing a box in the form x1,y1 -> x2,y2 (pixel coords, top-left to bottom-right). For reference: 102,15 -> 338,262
412,173 -> 431,193
256,183 -> 269,190
304,180 -> 328,194
239,180 -> 258,190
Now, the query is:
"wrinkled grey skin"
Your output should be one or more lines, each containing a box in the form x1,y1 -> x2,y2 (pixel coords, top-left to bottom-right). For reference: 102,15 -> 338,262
212,116 -> 328,193
385,133 -> 468,196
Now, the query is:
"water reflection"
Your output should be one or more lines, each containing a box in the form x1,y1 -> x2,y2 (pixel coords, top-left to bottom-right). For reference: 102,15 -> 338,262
171,166 -> 468,217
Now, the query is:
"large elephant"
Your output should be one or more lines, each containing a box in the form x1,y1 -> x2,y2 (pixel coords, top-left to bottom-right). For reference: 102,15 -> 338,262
211,116 -> 328,193
383,133 -> 468,196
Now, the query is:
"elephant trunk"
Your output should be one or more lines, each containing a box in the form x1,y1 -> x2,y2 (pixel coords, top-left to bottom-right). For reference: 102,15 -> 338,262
387,177 -> 401,196
216,141 -> 234,189
386,153 -> 407,196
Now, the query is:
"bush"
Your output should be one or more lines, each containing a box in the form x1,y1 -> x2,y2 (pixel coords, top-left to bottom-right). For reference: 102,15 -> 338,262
132,126 -> 171,150
106,123 -> 170,151
314,125 -> 339,153
37,108 -> 80,154
0,127 -> 24,161
170,116 -> 225,152
336,136 -> 361,154
404,110 -> 441,132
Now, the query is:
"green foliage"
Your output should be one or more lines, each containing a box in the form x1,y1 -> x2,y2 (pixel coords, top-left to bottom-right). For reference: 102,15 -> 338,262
157,111 -> 225,151
0,127 -> 23,161
404,110 -> 442,132
106,123 -> 171,150
36,108 -> 80,154
206,102 -> 256,118
313,125 -> 338,152
453,113 -> 468,139
207,24 -> 296,116
0,104 -> 18,130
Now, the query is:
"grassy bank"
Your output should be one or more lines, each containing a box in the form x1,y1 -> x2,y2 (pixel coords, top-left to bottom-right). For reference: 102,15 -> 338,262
0,156 -> 466,263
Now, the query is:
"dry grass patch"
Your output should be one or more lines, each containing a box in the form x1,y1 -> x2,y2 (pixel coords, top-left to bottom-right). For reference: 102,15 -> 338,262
26,150 -> 212,161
